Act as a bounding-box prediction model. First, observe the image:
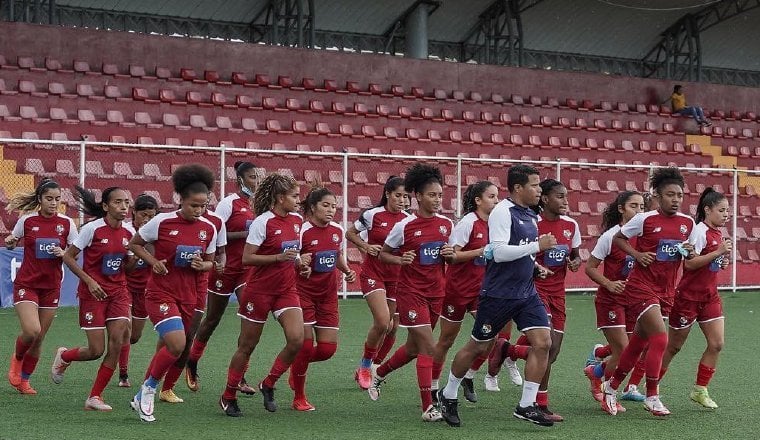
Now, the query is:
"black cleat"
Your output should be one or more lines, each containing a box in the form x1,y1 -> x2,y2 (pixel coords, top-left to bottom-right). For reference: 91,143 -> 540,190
438,390 -> 461,427
431,388 -> 439,406
219,396 -> 242,417
513,404 -> 555,426
259,382 -> 277,412
461,378 -> 478,403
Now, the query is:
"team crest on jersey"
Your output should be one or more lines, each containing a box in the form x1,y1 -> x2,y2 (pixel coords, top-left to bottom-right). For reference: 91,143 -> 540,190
408,310 -> 417,322
294,224 -> 300,233
55,224 -> 64,235
439,225 -> 448,235
679,316 -> 688,326
122,237 -> 129,247
159,303 -> 170,315
169,230 -> 179,236
563,229 -> 572,239
679,224 -> 688,236
332,234 -> 340,243
481,324 -> 492,335
608,311 -> 617,321
246,302 -> 254,312
84,312 -> 94,322
215,279 -> 223,289
446,305 -> 455,316
367,278 -> 376,287
199,230 -> 207,240
17,289 -> 25,298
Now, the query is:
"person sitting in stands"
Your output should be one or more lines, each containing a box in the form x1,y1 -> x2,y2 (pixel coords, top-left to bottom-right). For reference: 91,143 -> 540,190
670,85 -> 711,126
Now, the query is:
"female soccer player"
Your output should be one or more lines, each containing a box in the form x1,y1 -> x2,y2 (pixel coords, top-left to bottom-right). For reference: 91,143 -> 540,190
346,176 -> 409,389
367,163 -> 454,423
119,194 -> 159,387
601,167 -> 695,417
532,179 -> 581,421
220,173 -> 311,417
53,186 -> 132,411
187,161 -> 260,394
583,191 -> 644,407
127,164 -> 219,422
289,185 -> 356,411
5,179 -> 77,394
431,181 -> 499,402
659,188 -> 731,408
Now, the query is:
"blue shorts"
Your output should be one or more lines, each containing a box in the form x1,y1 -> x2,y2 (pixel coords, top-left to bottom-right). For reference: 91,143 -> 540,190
470,294 -> 550,341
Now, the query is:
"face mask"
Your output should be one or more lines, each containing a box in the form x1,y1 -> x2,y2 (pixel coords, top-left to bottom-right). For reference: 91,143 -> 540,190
241,185 -> 254,198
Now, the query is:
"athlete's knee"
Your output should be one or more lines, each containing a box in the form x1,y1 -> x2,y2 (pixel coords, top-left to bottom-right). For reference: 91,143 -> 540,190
166,340 -> 186,358
707,337 -> 724,353
130,334 -> 142,345
530,334 -> 552,354
21,327 -> 42,341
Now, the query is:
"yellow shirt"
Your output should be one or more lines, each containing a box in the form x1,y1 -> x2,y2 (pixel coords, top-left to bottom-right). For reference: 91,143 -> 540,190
671,92 -> 686,111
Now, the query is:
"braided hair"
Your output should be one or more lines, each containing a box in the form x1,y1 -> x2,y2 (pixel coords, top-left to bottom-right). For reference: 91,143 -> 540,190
253,173 -> 298,216
6,178 -> 61,213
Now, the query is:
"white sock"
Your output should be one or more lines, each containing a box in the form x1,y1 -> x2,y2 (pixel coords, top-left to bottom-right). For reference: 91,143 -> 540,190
519,380 -> 540,408
431,379 -> 439,390
442,371 -> 463,400
464,369 -> 477,379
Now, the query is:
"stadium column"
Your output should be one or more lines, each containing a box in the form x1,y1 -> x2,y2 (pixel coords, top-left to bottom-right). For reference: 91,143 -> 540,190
405,2 -> 429,59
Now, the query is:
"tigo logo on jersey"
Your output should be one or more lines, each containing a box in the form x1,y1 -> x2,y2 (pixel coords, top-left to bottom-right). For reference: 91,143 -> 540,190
710,255 -> 724,272
281,240 -> 300,253
169,230 -> 179,236
544,245 -> 569,267
159,303 -> 169,315
175,245 -> 202,267
55,224 -> 65,235
622,255 -> 635,277
656,239 -> 682,262
199,230 -> 207,241
102,254 -> 124,275
314,250 -> 338,273
420,241 -> 445,265
35,238 -> 60,259
407,310 -> 417,322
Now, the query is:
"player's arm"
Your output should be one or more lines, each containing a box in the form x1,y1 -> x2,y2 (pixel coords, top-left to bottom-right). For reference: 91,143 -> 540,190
242,243 -> 299,266
337,250 -> 357,283
684,233 -> 731,271
489,208 -> 554,262
379,244 -> 414,266
449,245 -> 484,264
128,233 -> 167,275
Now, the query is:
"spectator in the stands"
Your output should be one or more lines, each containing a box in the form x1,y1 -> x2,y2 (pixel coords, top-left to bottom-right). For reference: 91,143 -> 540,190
670,85 -> 712,126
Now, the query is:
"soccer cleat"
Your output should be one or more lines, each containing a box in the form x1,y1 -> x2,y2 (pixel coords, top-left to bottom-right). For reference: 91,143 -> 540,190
219,396 -> 242,417
8,354 -> 22,387
438,390 -> 460,427
185,361 -> 199,392
616,402 -> 626,413
367,370 -> 385,401
583,364 -> 603,402
644,395 -> 671,416
118,374 -> 131,388
431,388 -> 439,406
513,404 -> 554,426
355,367 -> 372,390
690,386 -> 718,409
159,389 -> 184,403
237,377 -> 257,395
620,384 -> 645,402
137,382 -> 156,417
84,396 -> 113,411
504,358 -> 523,386
292,397 -> 316,411
586,343 -> 605,367
600,381 -> 618,416
461,377 -> 478,403
539,406 -> 564,422
484,374 -> 500,392
421,404 -> 443,422
51,347 -> 70,384
259,382 -> 277,412
15,380 -> 37,395
131,397 -> 156,422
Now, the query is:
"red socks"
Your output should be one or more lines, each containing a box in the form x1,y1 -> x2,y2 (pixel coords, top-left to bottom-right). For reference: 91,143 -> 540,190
189,340 -> 207,363
291,339 -> 314,399
610,332 -> 648,390
90,364 -> 115,398
223,367 -> 244,400
508,344 -> 530,361
119,344 -> 130,376
595,345 -> 613,359
416,354 -> 433,410
162,365 -> 183,391
20,355 -> 39,380
61,347 -> 80,363
149,347 -> 180,381
14,337 -> 32,361
362,342 -> 378,362
373,334 -> 396,364
644,332 -> 668,397
377,346 -> 413,378
262,355 -> 291,388
516,335 -> 529,346
628,353 -> 647,386
536,390 -> 549,407
696,363 -> 716,387
309,342 -> 337,363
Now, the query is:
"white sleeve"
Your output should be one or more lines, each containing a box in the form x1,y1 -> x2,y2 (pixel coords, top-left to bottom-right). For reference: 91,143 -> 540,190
67,218 -> 78,245
590,230 -> 613,260
353,210 -> 372,233
571,219 -> 582,248
449,216 -> 474,248
215,197 -> 233,222
205,226 -> 217,255
216,222 -> 227,247
620,213 -> 645,238
72,222 -> 95,250
246,216 -> 267,246
12,215 -> 27,238
384,221 -> 405,248
138,215 -> 161,243
690,225 -> 708,255
489,205 -> 540,262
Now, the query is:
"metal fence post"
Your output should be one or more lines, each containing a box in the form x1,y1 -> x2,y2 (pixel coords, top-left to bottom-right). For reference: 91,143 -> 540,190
79,136 -> 87,225
556,158 -> 561,181
219,143 -> 226,199
342,150 -> 349,299
456,156 -> 462,219
732,167 -> 738,292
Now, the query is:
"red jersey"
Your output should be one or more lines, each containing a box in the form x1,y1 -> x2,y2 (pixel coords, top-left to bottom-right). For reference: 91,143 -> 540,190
12,212 -> 78,290
138,211 -> 217,304
535,214 -> 582,297
124,221 -> 151,293
620,210 -> 695,297
244,210 -> 303,296
215,193 -> 254,270
385,213 -> 453,298
297,220 -> 344,298
72,218 -> 133,297
676,222 -> 724,301
202,209 -> 227,249
590,224 -> 637,299
445,212 -> 488,297
354,207 -> 409,282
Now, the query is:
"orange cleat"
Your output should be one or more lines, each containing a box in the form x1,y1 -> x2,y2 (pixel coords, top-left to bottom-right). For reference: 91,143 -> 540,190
292,397 -> 315,412
8,355 -> 22,387
15,380 -> 37,395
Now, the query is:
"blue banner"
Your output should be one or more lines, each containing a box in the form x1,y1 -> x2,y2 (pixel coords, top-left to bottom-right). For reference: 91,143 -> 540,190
0,248 -> 81,308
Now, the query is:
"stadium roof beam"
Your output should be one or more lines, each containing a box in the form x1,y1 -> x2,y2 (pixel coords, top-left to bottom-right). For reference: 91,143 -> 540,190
250,0 -> 315,48
381,0 -> 441,57
642,0 -> 760,82
460,0 -> 544,67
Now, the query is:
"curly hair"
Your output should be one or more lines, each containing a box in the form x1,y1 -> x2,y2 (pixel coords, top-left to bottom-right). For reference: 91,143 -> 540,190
601,191 -> 641,231
172,164 -> 215,199
462,181 -> 495,214
533,178 -> 565,214
650,167 -> 684,194
403,163 -> 442,194
74,186 -> 124,218
253,173 -> 298,215
695,187 -> 727,224
6,178 -> 61,213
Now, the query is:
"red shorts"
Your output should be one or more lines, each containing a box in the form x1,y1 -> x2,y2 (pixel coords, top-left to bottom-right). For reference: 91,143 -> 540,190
299,291 -> 339,329
440,291 -> 479,323
145,290 -> 195,331
396,290 -> 443,328
539,294 -> 566,332
360,274 -> 398,301
13,285 -> 60,308
594,293 -> 632,332
129,288 -> 148,320
208,267 -> 251,296
237,289 -> 301,323
78,289 -> 131,330
669,295 -> 723,329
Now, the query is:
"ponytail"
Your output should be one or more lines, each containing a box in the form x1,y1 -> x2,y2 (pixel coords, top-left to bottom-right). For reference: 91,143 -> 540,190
74,186 -> 123,218
601,191 -> 640,231
695,187 -> 726,224
6,178 -> 60,213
